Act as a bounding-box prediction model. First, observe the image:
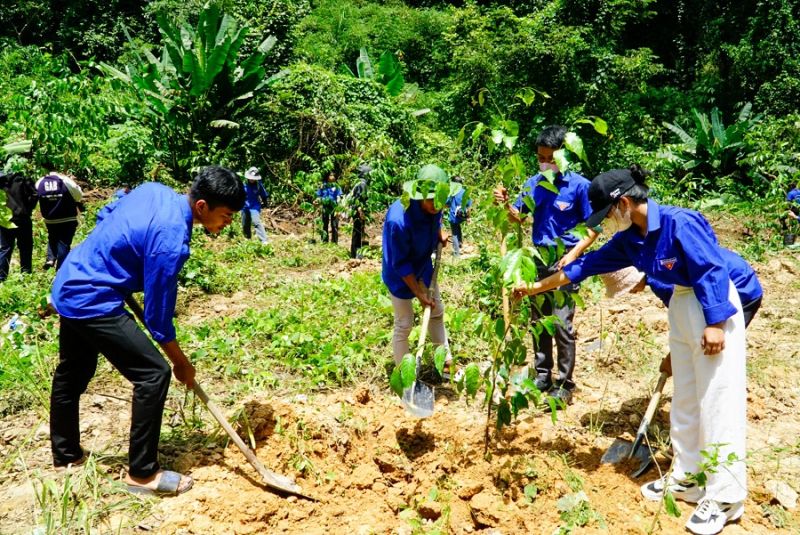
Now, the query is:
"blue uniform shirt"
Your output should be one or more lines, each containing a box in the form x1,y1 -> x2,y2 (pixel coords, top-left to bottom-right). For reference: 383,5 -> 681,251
646,248 -> 762,308
52,183 -> 194,343
447,189 -> 472,224
382,199 -> 441,299
563,199 -> 755,325
317,184 -> 342,204
512,171 -> 592,248
787,188 -> 800,204
243,181 -> 269,211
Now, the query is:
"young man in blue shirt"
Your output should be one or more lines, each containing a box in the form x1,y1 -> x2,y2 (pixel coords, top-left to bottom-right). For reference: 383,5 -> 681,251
493,125 -> 599,405
241,166 -> 270,244
49,166 -> 245,496
316,172 -> 342,243
446,176 -> 472,257
515,165 -> 755,535
382,165 -> 458,370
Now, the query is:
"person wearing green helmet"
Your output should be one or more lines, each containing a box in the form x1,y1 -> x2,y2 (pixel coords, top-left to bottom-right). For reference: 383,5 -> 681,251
381,165 -> 462,377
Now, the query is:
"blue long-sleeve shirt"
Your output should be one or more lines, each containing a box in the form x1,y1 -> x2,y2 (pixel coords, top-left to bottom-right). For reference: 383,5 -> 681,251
787,188 -> 800,204
317,184 -> 342,211
563,199 -> 752,325
381,199 -> 441,299
646,248 -> 762,308
52,183 -> 193,343
447,189 -> 472,224
243,181 -> 269,211
512,171 -> 592,248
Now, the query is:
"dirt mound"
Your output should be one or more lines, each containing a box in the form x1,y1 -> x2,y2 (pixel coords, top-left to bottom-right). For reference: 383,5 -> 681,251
153,388 -> 776,534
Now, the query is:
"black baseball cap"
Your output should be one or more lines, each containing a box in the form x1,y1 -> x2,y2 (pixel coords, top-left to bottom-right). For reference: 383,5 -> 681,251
585,169 -> 638,228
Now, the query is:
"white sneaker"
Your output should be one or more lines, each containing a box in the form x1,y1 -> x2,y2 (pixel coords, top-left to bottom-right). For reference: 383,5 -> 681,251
685,498 -> 744,535
640,476 -> 704,503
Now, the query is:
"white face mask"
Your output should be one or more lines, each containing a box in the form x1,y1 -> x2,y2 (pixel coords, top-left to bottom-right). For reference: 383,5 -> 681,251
539,162 -> 559,174
605,205 -> 633,233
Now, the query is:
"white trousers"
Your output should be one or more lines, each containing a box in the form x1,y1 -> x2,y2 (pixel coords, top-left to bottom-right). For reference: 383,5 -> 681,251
668,281 -> 747,503
391,289 -> 450,365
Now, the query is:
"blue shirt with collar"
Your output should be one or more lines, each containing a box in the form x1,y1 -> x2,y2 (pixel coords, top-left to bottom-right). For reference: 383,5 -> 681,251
382,199 -> 441,299
512,171 -> 592,248
447,189 -> 472,224
787,188 -> 800,204
563,199 -> 755,325
645,248 -> 762,308
317,184 -> 342,204
52,182 -> 194,343
243,181 -> 269,211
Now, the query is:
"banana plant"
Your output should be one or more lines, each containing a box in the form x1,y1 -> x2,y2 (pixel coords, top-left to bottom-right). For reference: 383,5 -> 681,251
101,5 -> 284,180
662,103 -> 759,184
342,48 -> 405,97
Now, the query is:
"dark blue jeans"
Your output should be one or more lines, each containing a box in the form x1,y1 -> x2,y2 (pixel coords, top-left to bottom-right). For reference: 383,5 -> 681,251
45,221 -> 78,269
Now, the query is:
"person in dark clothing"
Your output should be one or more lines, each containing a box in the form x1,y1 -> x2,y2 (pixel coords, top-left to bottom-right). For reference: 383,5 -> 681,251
49,166 -> 245,495
0,171 -> 38,281
241,167 -> 270,243
36,172 -> 83,270
349,164 -> 372,258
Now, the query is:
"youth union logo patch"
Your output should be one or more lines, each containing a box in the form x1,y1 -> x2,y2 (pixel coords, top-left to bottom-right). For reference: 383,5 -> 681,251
556,201 -> 571,211
659,257 -> 677,270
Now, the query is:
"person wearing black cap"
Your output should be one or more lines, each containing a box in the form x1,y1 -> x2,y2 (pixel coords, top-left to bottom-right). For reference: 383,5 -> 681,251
493,125 -> 599,405
348,164 -> 371,259
513,164 -> 756,535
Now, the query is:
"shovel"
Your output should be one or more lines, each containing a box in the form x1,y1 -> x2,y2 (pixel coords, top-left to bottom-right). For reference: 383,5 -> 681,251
601,371 -> 668,477
400,243 -> 443,418
124,297 -> 314,500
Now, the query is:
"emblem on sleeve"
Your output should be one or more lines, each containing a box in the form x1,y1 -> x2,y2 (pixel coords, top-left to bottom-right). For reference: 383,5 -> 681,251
659,257 -> 677,270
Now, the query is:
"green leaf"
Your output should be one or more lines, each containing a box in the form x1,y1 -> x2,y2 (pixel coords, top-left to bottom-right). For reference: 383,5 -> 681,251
511,391 -> 529,416
399,353 -> 416,388
1,140 -> 32,156
664,491 -> 681,518
494,317 -> 506,339
356,47 -> 373,79
553,149 -> 570,174
491,129 -> 504,144
564,132 -> 588,166
434,346 -> 448,377
539,316 -> 556,336
389,367 -> 403,396
464,363 -> 481,399
496,399 -> 512,428
516,87 -> 536,107
434,182 -> 450,210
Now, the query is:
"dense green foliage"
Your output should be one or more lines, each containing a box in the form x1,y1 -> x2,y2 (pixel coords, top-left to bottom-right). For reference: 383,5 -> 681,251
0,0 -> 798,207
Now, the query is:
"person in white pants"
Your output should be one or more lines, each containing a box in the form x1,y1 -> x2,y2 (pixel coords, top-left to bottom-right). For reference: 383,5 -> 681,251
514,165 -> 759,535
381,164 -> 460,372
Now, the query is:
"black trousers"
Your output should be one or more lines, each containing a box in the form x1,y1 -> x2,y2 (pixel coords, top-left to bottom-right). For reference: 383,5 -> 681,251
51,314 -> 171,478
0,217 -> 33,280
742,296 -> 762,328
322,211 -> 338,243
45,221 -> 78,269
531,257 -> 581,391
350,215 -> 365,258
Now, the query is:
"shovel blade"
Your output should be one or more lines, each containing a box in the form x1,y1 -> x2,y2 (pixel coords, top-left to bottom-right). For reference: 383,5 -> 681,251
401,381 -> 434,418
601,438 -> 653,477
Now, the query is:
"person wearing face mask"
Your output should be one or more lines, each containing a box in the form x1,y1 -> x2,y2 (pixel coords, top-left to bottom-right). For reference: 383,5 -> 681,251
513,164 -> 755,535
493,125 -> 599,406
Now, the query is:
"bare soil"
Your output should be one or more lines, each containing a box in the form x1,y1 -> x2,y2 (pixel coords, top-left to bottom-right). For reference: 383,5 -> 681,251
1,224 -> 799,534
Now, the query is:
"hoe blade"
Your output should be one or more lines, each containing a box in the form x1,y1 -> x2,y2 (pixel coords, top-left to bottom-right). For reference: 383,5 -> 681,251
401,381 -> 434,418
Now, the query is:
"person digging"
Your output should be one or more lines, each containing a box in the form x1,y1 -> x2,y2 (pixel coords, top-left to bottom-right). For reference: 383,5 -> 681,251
381,164 -> 459,380
49,166 -> 245,496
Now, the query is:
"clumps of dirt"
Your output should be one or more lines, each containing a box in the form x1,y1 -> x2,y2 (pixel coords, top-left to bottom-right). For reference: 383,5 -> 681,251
145,390 -> 675,534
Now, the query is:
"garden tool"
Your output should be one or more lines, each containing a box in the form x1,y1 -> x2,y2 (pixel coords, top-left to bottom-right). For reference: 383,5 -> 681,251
401,242 -> 443,418
124,296 -> 314,500
601,371 -> 668,477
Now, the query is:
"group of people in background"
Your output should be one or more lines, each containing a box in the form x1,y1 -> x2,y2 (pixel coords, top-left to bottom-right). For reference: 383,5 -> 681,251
0,171 -> 84,281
